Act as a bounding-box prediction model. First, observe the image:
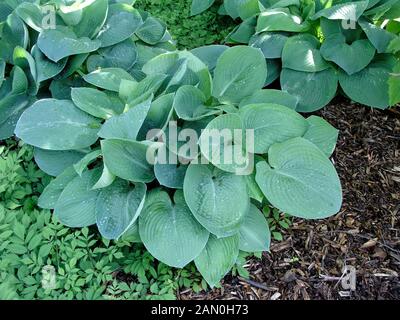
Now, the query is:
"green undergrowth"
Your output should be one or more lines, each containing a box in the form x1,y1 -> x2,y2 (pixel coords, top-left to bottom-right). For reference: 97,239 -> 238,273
136,0 -> 235,49
0,140 -> 254,300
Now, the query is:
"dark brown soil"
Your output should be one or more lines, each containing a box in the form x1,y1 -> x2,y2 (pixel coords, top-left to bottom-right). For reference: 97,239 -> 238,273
180,98 -> 400,300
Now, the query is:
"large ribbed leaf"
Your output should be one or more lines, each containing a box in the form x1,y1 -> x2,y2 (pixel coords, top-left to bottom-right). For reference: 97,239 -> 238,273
280,68 -> 338,112
15,99 -> 100,150
71,88 -> 120,119
239,89 -> 298,110
191,0 -> 216,15
54,168 -> 101,227
303,116 -> 339,157
199,114 -> 250,174
101,139 -> 155,183
83,68 -> 135,92
311,1 -> 369,20
96,4 -> 142,47
98,96 -> 152,140
154,161 -> 188,189
139,190 -> 209,268
96,179 -> 146,240
239,204 -> 271,252
34,148 -> 86,177
194,235 -> 239,288
190,45 -> 228,72
87,39 -> 138,72
239,103 -> 308,154
257,9 -> 310,33
183,164 -> 249,237
38,167 -> 78,209
212,46 -> 267,104
256,137 -> 342,219
321,34 -> 376,75
32,46 -> 67,83
173,85 -> 220,121
37,26 -> 101,62
338,55 -> 396,109
249,32 -> 289,59
136,16 -> 166,45
282,34 -> 330,72
358,18 -> 397,53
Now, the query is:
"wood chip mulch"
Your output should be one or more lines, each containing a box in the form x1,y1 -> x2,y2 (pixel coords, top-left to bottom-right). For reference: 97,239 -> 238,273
180,98 -> 400,300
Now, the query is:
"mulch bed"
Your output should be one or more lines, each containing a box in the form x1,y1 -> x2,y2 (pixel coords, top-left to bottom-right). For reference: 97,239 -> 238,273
180,98 -> 400,300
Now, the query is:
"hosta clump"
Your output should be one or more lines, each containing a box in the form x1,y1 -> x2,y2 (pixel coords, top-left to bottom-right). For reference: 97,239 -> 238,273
191,0 -> 400,111
0,0 -> 175,141
15,40 -> 343,287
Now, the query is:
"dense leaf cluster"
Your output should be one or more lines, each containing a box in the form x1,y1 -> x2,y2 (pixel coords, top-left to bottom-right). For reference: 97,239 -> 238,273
192,0 -> 400,110
2,0 -> 344,287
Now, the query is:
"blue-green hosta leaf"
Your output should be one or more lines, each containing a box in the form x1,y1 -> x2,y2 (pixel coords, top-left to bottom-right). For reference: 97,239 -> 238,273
194,234 -> 239,288
13,46 -> 38,95
10,66 -> 28,94
280,68 -> 338,112
257,9 -> 310,33
0,60 -> 5,87
199,114 -> 250,174
224,0 -> 260,19
239,103 -> 308,154
121,75 -> 164,102
256,137 -> 342,219
34,148 -> 87,177
101,139 -> 155,183
239,89 -> 298,110
92,164 -> 116,190
54,168 -> 102,227
120,221 -> 141,243
303,116 -> 339,157
139,190 -> 209,268
282,34 -> 330,72
137,93 -> 174,141
96,4 -> 142,47
98,95 -> 152,140
358,18 -> 397,53
32,46 -> 68,83
389,61 -> 400,106
37,26 -> 101,62
38,167 -> 78,209
191,0 -> 216,15
190,45 -> 228,72
265,59 -> 281,86
249,32 -> 289,59
311,1 -> 369,20
73,150 -> 102,176
15,2 -> 47,32
245,158 -> 264,203
136,16 -> 166,45
338,55 -> 396,109
239,204 -> 271,252
184,164 -> 249,237
71,87 -> 119,119
0,13 -> 28,63
226,17 -> 257,44
96,179 -> 146,240
213,46 -> 267,104
49,77 -> 87,100
83,68 -> 135,92
154,161 -> 188,189
173,85 -> 220,121
0,93 -> 32,140
86,39 -> 138,72
72,0 -> 108,38
321,34 -> 376,75
15,99 -> 100,150
56,53 -> 90,80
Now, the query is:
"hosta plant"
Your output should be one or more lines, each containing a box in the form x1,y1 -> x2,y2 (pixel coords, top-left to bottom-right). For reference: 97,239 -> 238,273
15,36 -> 343,286
0,0 -> 175,141
191,0 -> 400,111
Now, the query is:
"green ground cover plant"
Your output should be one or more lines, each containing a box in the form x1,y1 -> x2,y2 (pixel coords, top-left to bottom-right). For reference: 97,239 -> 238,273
136,0 -> 235,49
191,0 -> 400,111
1,0 -> 345,292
